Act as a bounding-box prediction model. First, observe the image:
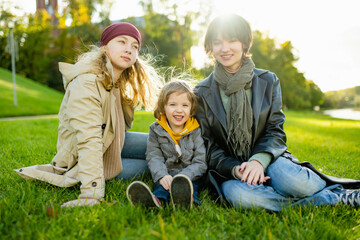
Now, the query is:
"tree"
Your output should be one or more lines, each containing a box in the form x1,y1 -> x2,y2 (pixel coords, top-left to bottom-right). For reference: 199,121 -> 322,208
306,80 -> 324,107
0,1 -> 113,91
322,86 -> 359,109
137,0 -> 196,69
251,31 -> 322,109
0,6 -> 22,72
17,11 -> 53,86
322,91 -> 339,109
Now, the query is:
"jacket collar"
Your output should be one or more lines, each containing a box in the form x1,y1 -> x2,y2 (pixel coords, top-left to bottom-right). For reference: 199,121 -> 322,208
58,52 -> 116,91
201,73 -> 228,130
251,70 -> 267,132
153,121 -> 194,139
199,68 -> 268,134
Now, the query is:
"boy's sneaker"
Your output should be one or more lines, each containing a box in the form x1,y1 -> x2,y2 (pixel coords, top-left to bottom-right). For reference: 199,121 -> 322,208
338,189 -> 360,207
126,181 -> 162,208
170,174 -> 193,209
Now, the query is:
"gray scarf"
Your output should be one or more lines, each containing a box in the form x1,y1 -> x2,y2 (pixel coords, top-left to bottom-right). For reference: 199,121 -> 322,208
214,57 -> 255,160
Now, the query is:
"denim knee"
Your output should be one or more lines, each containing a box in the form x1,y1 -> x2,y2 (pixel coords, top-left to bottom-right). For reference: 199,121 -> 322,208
116,158 -> 149,180
222,180 -> 263,209
267,157 -> 326,198
121,132 -> 148,159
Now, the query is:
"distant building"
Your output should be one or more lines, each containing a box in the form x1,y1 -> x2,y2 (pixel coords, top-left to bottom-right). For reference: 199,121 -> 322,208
36,0 -> 58,25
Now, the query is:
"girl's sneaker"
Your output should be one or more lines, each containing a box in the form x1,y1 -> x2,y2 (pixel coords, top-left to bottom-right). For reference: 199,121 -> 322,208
338,189 -> 360,207
170,174 -> 193,209
126,181 -> 162,208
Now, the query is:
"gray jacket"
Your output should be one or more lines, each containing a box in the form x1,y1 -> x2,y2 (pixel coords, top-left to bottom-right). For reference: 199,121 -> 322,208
146,122 -> 207,183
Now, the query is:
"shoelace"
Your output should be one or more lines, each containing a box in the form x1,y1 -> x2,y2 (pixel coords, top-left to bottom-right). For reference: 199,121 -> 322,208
339,191 -> 359,207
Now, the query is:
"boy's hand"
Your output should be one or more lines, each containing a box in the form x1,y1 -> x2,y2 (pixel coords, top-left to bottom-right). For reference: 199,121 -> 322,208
159,175 -> 173,190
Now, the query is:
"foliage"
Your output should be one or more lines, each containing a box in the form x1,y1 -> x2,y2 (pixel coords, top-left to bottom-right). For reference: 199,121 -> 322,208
1,111 -> 360,239
0,0 -> 327,109
135,0 -> 197,69
307,80 -> 324,107
322,85 -> 360,109
251,31 -> 324,110
0,1 -> 111,91
16,11 -> 54,86
0,68 -> 63,117
0,8 -> 24,73
61,0 -> 112,27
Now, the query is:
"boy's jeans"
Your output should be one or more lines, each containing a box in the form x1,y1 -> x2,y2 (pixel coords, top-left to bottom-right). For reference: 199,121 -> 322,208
153,179 -> 203,205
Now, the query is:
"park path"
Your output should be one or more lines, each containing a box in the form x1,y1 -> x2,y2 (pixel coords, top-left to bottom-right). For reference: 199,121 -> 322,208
0,114 -> 58,121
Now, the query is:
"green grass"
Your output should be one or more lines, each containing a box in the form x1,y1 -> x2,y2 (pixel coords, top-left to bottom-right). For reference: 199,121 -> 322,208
1,111 -> 360,240
0,68 -> 63,117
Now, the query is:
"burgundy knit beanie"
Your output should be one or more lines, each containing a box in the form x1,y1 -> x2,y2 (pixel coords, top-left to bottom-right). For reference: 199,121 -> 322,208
100,22 -> 141,50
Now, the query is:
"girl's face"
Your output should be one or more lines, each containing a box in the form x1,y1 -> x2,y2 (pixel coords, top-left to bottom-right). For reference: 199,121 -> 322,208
212,34 -> 244,73
106,35 -> 139,76
164,92 -> 191,133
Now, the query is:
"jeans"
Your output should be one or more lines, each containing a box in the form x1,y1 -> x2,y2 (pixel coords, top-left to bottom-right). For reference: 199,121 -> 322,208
221,156 -> 342,211
152,179 -> 203,205
116,131 -> 150,180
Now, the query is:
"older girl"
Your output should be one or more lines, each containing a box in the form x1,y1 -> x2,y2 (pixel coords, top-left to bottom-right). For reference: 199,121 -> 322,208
15,22 -> 161,207
195,14 -> 360,211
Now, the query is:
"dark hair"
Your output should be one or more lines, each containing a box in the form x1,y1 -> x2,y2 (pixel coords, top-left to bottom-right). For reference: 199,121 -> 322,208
204,14 -> 253,57
154,80 -> 197,120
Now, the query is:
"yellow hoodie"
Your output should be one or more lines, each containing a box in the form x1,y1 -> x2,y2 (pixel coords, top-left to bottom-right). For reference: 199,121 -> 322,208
157,114 -> 199,156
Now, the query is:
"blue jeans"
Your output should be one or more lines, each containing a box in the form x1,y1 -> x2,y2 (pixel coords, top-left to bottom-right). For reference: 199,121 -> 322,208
221,156 -> 342,211
152,179 -> 203,205
116,132 -> 150,180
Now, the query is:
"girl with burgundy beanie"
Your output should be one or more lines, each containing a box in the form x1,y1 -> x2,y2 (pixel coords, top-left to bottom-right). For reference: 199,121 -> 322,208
15,22 -> 162,207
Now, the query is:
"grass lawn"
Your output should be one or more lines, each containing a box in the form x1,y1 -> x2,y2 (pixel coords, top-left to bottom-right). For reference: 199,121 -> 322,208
1,110 -> 359,240
0,68 -> 63,117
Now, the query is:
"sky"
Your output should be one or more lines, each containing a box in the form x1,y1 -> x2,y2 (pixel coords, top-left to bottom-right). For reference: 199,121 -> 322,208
9,0 -> 360,92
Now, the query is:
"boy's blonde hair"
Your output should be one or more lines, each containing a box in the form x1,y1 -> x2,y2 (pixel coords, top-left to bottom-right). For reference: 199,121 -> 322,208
154,80 -> 197,120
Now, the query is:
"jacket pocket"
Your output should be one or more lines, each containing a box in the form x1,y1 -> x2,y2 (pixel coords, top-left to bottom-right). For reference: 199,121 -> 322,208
182,138 -> 194,158
158,136 -> 174,158
184,141 -> 194,150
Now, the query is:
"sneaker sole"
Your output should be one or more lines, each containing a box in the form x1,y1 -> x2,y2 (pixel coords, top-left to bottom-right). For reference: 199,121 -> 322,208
170,174 -> 193,209
126,181 -> 161,208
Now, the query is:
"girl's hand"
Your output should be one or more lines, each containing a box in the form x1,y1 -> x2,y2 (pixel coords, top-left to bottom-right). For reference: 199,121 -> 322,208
159,175 -> 173,190
238,161 -> 270,185
234,165 -> 244,179
61,198 -> 100,208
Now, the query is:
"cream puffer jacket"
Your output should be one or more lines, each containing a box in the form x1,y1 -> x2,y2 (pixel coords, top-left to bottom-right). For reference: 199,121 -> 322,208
14,56 -> 134,199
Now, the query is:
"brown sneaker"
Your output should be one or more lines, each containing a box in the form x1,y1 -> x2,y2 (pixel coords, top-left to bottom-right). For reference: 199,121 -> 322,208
170,174 -> 193,209
126,181 -> 162,208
